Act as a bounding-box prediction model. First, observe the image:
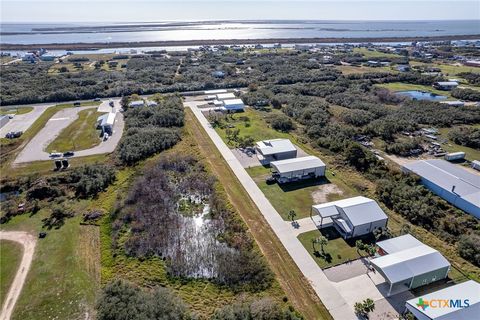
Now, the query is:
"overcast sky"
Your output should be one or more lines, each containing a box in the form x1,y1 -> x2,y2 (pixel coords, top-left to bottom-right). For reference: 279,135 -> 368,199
1,0 -> 479,23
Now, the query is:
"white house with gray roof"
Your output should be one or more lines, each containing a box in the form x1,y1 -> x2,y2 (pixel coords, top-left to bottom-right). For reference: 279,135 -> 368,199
402,159 -> 480,218
371,234 -> 450,296
311,196 -> 388,239
405,280 -> 480,320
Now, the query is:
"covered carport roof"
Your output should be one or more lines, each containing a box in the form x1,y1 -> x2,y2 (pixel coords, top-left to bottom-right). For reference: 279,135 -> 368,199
370,244 -> 450,285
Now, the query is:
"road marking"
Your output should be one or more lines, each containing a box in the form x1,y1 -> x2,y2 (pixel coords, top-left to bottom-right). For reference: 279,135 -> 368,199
49,117 -> 70,121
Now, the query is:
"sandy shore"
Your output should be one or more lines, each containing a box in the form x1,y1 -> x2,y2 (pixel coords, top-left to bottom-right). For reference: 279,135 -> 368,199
1,34 -> 479,51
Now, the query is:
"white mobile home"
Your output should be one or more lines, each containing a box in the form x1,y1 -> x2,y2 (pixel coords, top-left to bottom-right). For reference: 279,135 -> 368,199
255,139 -> 297,164
433,81 -> 459,90
128,100 -> 145,108
312,196 -> 388,239
270,156 -> 325,183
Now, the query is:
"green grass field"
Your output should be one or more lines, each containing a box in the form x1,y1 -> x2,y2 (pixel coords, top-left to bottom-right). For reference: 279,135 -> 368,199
46,108 -> 102,153
0,240 -> 23,306
247,166 -> 348,220
353,47 -> 403,59
1,204 -> 99,320
410,61 -> 479,76
298,228 -> 362,269
215,108 -> 290,146
336,65 -> 395,75
0,107 -> 33,115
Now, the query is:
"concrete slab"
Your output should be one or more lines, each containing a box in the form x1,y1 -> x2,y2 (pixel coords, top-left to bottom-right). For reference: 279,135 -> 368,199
324,258 -> 370,282
232,148 -> 263,168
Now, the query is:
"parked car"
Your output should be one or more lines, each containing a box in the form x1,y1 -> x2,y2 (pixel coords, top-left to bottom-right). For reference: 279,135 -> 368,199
94,98 -> 101,102
49,152 -> 63,158
103,133 -> 110,141
63,151 -> 74,157
5,131 -> 23,139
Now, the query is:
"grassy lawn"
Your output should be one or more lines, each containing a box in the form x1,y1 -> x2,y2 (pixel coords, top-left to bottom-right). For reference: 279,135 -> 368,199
353,47 -> 403,59
46,109 -> 102,153
185,109 -> 332,319
336,65 -> 395,75
410,61 -> 479,76
1,203 -> 99,320
298,228 -> 362,269
0,240 -> 23,306
247,166 -> 347,220
0,107 -> 33,115
214,108 -> 290,146
376,82 -> 454,98
437,127 -> 480,161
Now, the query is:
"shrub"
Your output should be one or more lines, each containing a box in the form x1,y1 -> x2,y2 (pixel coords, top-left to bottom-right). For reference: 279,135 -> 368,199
269,114 -> 294,132
96,279 -> 192,320
457,234 -> 480,267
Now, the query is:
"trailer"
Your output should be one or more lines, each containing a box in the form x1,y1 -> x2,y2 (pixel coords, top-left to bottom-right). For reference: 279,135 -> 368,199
444,152 -> 465,161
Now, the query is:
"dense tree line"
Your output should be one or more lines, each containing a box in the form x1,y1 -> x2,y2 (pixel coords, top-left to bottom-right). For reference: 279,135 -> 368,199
117,95 -> 184,165
114,154 -> 273,291
448,126 -> 480,149
451,87 -> 480,101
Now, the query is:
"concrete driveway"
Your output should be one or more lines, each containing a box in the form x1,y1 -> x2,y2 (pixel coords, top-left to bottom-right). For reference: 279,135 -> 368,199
14,105 -> 124,164
187,102 -> 358,320
0,104 -> 54,137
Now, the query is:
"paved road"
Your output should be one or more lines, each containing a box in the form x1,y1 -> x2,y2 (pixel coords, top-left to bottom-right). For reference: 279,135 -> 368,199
0,104 -> 54,138
14,104 -> 124,164
0,231 -> 37,320
187,102 -> 357,320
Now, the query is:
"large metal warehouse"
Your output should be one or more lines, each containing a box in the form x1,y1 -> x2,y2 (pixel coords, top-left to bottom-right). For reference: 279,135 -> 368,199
402,160 -> 480,218
405,280 -> 480,320
255,138 -> 297,164
270,155 -> 325,183
311,196 -> 388,239
370,234 -> 450,296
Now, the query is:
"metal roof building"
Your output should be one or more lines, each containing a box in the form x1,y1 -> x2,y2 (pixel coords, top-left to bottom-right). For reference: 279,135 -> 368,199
255,139 -> 297,164
222,99 -> 245,111
216,93 -> 236,100
405,280 -> 480,320
97,112 -> 116,134
312,196 -> 388,239
403,160 -> 480,218
271,155 -> 325,183
371,234 -> 450,296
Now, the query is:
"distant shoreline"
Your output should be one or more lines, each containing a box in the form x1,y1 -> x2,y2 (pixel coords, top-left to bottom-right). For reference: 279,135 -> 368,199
1,34 -> 479,51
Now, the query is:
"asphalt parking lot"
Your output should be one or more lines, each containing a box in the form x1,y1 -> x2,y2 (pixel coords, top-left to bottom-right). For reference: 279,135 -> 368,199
0,104 -> 53,137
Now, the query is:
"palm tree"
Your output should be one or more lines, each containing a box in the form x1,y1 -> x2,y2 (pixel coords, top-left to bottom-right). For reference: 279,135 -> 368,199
288,210 -> 296,222
363,298 -> 375,313
311,237 -> 318,253
317,236 -> 328,254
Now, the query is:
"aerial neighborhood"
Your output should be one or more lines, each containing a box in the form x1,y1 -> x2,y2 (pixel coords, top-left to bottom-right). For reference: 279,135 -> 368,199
0,9 -> 479,320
